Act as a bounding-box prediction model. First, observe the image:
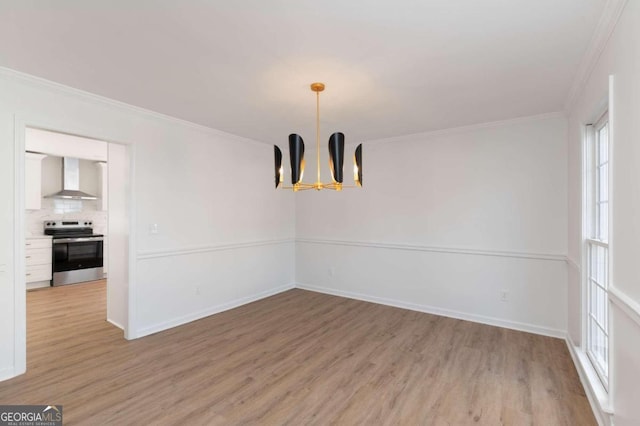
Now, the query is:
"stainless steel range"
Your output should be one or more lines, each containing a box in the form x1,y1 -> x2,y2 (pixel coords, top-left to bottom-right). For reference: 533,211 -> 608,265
44,220 -> 104,286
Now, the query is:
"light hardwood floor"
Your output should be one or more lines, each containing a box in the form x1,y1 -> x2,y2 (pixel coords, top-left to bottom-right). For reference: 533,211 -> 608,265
0,281 -> 595,425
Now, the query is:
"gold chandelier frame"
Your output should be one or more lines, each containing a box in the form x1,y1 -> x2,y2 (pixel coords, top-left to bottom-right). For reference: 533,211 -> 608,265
274,82 -> 362,192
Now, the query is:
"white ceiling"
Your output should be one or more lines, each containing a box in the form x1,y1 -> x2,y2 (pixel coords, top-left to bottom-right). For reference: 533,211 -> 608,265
0,0 -> 605,145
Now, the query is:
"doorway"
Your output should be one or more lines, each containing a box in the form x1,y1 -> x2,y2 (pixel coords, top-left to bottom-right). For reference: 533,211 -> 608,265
13,121 -> 135,376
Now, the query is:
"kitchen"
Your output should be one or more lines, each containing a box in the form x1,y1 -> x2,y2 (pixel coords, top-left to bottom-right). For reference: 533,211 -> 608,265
24,128 -> 108,294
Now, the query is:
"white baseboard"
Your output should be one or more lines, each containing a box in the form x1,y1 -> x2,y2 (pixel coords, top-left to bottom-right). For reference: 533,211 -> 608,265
565,335 -> 611,426
296,283 -> 566,338
0,367 -> 18,382
26,281 -> 50,291
106,318 -> 124,330
136,283 -> 295,338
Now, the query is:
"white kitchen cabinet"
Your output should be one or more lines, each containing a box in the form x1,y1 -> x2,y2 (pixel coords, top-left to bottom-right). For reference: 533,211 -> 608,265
96,162 -> 108,211
25,152 -> 47,210
26,236 -> 52,290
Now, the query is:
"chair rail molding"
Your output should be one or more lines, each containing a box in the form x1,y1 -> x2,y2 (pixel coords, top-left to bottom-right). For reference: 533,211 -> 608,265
296,238 -> 567,263
609,285 -> 640,327
566,256 -> 581,271
137,238 -> 294,260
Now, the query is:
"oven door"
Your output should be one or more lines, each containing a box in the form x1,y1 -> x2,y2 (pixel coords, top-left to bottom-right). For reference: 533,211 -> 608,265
52,237 -> 104,285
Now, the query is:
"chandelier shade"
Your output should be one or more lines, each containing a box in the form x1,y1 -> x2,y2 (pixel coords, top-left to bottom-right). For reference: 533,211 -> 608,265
328,132 -> 345,184
274,82 -> 362,192
354,143 -> 363,187
274,145 -> 283,188
288,133 -> 305,185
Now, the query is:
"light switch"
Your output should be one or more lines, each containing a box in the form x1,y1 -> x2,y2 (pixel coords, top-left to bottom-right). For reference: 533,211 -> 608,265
149,224 -> 159,235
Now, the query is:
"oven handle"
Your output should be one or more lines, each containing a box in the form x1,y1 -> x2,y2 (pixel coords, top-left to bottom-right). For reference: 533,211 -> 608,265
53,237 -> 104,244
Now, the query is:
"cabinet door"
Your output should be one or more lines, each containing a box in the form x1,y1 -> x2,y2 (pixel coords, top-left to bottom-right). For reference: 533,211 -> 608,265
25,247 -> 51,266
25,152 -> 46,210
26,264 -> 52,283
25,238 -> 52,250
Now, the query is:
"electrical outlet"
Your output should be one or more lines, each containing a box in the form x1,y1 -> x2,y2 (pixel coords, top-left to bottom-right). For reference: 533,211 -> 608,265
328,267 -> 335,277
195,285 -> 201,295
501,290 -> 509,302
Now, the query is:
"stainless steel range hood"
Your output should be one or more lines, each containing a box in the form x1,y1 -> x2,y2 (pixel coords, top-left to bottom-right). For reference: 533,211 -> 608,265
45,157 -> 98,200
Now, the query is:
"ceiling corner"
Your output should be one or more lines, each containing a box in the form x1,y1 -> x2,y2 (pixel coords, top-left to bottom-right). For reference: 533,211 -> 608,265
563,0 -> 629,112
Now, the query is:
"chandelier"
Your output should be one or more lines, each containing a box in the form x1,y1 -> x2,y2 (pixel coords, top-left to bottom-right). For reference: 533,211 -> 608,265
274,82 -> 362,191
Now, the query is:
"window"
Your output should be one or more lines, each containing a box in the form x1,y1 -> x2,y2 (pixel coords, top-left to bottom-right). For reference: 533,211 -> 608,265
584,112 -> 609,389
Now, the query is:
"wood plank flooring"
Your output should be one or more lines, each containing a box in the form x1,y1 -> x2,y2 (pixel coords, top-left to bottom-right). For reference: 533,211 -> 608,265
0,281 -> 595,425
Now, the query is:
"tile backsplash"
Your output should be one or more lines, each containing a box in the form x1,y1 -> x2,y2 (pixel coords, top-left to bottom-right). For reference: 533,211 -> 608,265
26,198 -> 107,236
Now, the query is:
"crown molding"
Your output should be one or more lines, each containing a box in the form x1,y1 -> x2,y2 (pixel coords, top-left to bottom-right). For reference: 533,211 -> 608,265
0,65 -> 568,149
564,0 -> 629,112
0,66 -> 268,147
361,111 -> 565,147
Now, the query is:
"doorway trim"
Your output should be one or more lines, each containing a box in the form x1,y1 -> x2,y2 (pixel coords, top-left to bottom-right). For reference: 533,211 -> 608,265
13,115 -> 137,376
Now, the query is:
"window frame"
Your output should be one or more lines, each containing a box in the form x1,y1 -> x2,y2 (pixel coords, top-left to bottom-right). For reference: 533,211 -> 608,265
583,110 -> 610,391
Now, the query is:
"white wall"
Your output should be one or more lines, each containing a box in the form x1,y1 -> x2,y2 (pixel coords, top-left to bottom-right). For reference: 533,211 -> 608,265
296,114 -> 568,336
567,2 -> 640,425
0,74 -> 14,380
0,69 -> 295,380
106,143 -> 129,330
2,14 -> 636,423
